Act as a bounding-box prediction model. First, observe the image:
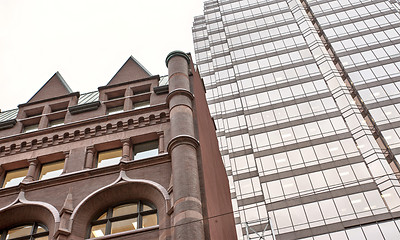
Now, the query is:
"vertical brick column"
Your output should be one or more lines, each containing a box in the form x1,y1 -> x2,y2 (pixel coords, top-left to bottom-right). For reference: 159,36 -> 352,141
121,138 -> 130,161
62,151 -> 70,174
85,146 -> 95,169
166,51 -> 205,240
23,158 -> 38,182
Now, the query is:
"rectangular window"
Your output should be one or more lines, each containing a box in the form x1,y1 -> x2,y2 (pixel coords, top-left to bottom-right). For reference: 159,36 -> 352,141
2,168 -> 28,188
133,141 -> 158,160
48,118 -> 64,127
107,106 -> 124,115
39,160 -> 65,180
23,124 -> 39,133
97,148 -> 122,168
133,101 -> 150,110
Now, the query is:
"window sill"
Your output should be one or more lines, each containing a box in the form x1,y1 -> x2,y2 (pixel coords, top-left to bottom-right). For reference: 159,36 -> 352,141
86,225 -> 159,240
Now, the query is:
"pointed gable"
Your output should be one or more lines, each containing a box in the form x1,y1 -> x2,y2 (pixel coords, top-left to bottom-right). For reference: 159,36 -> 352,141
106,56 -> 151,86
28,72 -> 73,103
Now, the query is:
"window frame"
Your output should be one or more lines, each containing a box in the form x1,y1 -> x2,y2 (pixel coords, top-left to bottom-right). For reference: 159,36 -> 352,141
96,148 -> 123,168
0,222 -> 49,240
88,201 -> 158,238
1,167 -> 29,188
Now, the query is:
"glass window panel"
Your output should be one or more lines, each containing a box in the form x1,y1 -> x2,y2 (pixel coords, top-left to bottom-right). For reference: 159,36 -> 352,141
334,196 -> 355,221
98,148 -> 122,168
23,124 -> 39,133
295,174 -> 312,194
142,204 -> 154,212
111,218 -> 138,234
91,224 -> 107,238
309,172 -> 327,190
2,168 -> 28,188
48,118 -> 64,127
36,226 -> 46,234
96,212 -> 107,221
39,160 -> 64,180
346,227 -> 366,240
142,213 -> 158,228
379,221 -> 400,240
289,205 -> 308,230
7,225 -> 33,239
319,199 -> 339,224
273,208 -> 292,229
133,141 -> 158,160
362,224 -> 384,240
35,237 -> 49,240
133,100 -> 150,110
304,202 -> 323,226
113,203 -> 138,217
107,106 -> 124,115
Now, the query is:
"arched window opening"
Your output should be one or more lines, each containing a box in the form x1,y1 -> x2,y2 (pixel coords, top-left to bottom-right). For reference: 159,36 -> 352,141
0,222 -> 49,240
89,201 -> 157,238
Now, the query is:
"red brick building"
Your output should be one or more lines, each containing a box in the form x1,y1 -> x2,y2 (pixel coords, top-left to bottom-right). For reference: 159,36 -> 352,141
0,51 -> 236,240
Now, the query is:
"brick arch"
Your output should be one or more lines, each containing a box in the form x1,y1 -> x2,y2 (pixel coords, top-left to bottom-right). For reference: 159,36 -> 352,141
0,192 -> 60,238
70,171 -> 170,239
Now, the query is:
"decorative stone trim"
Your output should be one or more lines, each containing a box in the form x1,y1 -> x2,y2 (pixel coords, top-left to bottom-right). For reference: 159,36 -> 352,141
165,50 -> 190,67
0,112 -> 170,157
167,135 -> 200,153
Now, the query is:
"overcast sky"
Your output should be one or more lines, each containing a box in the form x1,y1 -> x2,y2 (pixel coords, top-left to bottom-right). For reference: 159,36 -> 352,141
0,0 -> 205,111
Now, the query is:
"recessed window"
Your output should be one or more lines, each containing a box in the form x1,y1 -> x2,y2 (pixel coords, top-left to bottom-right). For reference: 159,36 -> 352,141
107,106 -> 124,115
133,101 -> 150,110
23,124 -> 39,133
48,118 -> 64,127
89,201 -> 157,238
1,222 -> 49,240
97,148 -> 122,168
133,141 -> 158,160
2,168 -> 28,188
39,160 -> 64,180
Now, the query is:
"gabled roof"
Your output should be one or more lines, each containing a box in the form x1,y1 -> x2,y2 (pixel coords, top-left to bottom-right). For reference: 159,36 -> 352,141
27,72 -> 73,103
106,56 -> 152,86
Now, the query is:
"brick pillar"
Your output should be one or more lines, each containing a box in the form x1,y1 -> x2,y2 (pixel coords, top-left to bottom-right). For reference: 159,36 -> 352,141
158,131 -> 165,153
23,158 -> 38,182
166,51 -> 205,240
124,88 -> 133,111
121,138 -> 130,161
85,146 -> 95,169
62,151 -> 70,174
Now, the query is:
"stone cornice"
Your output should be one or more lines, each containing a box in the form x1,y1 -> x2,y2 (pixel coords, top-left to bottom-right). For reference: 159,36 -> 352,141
165,51 -> 190,67
0,110 -> 170,158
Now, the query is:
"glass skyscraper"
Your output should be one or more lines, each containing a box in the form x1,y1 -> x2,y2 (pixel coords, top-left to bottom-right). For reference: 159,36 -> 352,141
193,0 -> 400,239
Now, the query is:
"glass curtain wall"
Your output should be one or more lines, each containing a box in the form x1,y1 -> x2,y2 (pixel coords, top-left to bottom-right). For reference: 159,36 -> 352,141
193,0 -> 400,239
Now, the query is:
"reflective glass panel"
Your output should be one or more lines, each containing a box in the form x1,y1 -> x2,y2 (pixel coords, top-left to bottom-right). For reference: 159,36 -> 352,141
111,218 -> 138,234
113,203 -> 137,217
97,148 -> 122,168
90,224 -> 106,238
133,141 -> 158,160
142,214 -> 158,228
2,168 -> 28,188
39,160 -> 64,180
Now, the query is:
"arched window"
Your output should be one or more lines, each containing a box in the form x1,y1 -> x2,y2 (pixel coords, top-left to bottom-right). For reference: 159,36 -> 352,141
89,201 -> 158,238
0,222 -> 49,240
